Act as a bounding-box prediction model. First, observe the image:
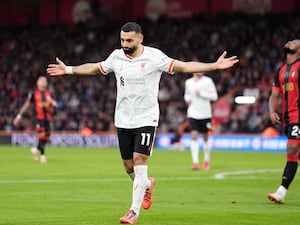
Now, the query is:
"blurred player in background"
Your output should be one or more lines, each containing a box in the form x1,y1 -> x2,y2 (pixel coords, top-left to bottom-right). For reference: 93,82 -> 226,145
47,22 -> 238,224
184,72 -> 218,171
13,76 -> 57,164
267,39 -> 300,203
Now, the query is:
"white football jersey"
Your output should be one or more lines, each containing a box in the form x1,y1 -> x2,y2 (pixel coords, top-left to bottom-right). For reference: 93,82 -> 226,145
184,75 -> 218,119
99,46 -> 175,128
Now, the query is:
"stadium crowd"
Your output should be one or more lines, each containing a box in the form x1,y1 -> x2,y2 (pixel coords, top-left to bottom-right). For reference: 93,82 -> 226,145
1,12 -> 300,134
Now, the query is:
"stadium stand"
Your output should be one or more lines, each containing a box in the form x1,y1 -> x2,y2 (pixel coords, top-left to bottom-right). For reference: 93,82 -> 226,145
1,12 -> 300,134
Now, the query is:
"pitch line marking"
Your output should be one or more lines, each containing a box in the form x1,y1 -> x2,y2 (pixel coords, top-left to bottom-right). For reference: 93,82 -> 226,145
0,177 -> 206,184
213,169 -> 281,179
0,169 -> 281,184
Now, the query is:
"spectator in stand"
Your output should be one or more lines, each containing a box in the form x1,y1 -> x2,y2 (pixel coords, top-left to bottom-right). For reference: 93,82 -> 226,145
1,13 -> 300,134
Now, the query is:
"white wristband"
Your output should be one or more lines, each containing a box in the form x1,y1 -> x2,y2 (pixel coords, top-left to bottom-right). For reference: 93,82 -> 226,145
66,66 -> 73,74
16,114 -> 22,119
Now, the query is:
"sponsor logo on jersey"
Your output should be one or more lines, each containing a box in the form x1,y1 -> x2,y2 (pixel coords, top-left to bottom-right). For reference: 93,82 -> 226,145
120,76 -> 125,86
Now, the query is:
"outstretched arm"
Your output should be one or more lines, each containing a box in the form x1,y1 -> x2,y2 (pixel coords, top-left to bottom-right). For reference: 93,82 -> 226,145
173,51 -> 239,73
47,57 -> 101,76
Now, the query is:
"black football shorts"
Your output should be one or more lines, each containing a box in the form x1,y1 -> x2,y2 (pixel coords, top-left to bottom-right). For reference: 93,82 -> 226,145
188,118 -> 212,133
117,126 -> 156,160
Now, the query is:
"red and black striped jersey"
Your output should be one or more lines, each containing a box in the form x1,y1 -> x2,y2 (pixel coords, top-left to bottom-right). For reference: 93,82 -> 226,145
272,59 -> 300,126
26,89 -> 53,121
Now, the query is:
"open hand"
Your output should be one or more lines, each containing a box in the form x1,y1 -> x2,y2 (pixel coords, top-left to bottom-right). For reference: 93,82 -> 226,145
47,57 -> 67,76
215,51 -> 239,70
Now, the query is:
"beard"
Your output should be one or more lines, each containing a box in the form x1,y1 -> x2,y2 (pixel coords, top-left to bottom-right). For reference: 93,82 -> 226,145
283,47 -> 297,55
122,46 -> 137,55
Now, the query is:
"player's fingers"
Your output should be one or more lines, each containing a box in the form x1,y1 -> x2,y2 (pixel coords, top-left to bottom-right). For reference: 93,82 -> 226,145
48,73 -> 60,76
56,57 -> 65,66
46,68 -> 60,75
47,64 -> 58,68
220,51 -> 227,58
228,56 -> 238,61
273,118 -> 281,124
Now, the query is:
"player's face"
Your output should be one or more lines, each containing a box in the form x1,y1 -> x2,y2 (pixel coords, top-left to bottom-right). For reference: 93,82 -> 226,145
120,31 -> 143,55
37,77 -> 48,90
284,39 -> 300,55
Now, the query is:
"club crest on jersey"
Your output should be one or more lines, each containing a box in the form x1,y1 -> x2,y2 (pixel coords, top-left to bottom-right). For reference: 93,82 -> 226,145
141,62 -> 146,70
291,71 -> 296,77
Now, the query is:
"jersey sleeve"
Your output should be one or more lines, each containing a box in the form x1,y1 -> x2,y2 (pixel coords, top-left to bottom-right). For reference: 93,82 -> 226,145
154,49 -> 175,74
99,50 -> 117,75
272,67 -> 281,91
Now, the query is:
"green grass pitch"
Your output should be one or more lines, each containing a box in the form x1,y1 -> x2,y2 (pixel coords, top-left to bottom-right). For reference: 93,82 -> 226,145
0,145 -> 299,225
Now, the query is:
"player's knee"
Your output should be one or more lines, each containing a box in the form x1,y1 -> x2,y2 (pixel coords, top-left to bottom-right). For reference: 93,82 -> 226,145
287,142 -> 300,155
133,154 -> 148,166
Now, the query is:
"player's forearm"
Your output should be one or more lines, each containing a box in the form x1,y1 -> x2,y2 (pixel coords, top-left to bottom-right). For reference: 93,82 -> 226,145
71,63 -> 100,75
268,95 -> 279,113
18,103 -> 30,116
200,91 -> 218,101
173,61 -> 217,73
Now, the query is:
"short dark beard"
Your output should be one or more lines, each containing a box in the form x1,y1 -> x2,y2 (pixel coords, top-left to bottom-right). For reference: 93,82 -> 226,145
284,47 -> 297,55
122,46 -> 137,55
